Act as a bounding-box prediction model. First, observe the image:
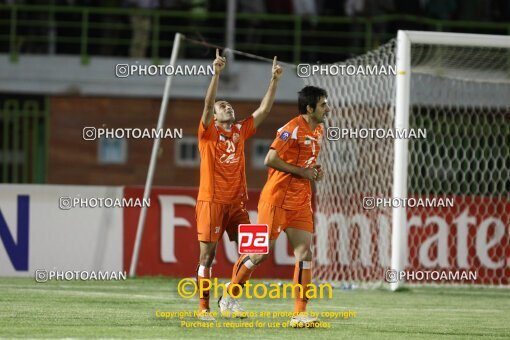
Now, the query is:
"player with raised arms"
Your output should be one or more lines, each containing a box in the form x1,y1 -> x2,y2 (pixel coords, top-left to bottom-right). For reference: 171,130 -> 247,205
196,49 -> 283,320
221,86 -> 330,327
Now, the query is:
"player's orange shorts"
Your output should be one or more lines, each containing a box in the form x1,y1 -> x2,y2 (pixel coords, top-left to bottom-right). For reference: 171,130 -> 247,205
196,200 -> 250,242
257,200 -> 314,240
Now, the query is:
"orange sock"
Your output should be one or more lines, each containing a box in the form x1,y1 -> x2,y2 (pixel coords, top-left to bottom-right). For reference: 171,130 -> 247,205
196,264 -> 211,311
294,261 -> 312,313
229,255 -> 256,297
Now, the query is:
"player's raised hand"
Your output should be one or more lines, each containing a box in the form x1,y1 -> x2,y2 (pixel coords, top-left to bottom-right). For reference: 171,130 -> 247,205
272,56 -> 283,80
213,48 -> 226,74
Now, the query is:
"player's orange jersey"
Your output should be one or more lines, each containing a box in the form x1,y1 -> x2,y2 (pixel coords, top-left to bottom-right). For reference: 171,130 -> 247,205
260,115 -> 323,210
197,116 -> 256,204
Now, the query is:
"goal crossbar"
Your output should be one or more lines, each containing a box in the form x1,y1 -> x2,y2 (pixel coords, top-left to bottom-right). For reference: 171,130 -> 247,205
403,30 -> 510,48
391,30 -> 510,290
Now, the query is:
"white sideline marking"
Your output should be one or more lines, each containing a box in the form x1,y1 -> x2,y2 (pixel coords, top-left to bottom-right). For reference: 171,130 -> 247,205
1,287 -> 182,301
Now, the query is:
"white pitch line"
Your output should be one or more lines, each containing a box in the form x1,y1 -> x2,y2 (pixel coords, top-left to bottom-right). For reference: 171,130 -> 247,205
345,306 -> 505,313
0,283 -> 170,291
240,302 -> 505,314
1,287 -> 182,301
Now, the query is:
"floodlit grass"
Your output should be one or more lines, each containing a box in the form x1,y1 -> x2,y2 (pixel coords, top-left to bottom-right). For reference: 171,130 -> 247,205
0,277 -> 509,339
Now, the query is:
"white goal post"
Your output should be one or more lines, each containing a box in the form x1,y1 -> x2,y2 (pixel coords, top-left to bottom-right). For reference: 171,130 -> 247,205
309,30 -> 510,290
392,31 -> 510,290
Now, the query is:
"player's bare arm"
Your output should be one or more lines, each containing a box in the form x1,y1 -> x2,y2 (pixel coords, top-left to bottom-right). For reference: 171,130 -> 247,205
252,56 -> 283,128
202,49 -> 225,127
264,148 -> 321,181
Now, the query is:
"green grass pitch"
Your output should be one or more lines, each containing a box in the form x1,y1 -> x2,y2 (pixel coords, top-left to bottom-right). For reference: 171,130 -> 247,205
0,277 -> 509,339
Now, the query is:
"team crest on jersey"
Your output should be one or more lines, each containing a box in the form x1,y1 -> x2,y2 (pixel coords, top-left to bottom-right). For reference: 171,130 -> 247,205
280,131 -> 290,141
232,133 -> 240,143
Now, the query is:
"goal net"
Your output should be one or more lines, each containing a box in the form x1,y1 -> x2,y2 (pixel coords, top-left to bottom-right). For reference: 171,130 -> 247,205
308,31 -> 510,288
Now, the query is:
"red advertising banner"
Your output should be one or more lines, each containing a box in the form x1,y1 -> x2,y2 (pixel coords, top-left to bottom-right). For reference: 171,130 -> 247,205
123,187 -> 295,279
405,195 -> 510,284
124,187 -> 509,284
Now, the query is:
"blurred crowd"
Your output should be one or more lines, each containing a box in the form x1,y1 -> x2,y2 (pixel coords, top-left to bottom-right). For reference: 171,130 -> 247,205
4,0 -> 509,21
2,0 -> 509,60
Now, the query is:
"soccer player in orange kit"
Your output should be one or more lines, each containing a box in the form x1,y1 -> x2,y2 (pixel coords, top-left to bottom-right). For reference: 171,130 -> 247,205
221,86 -> 330,327
195,49 -> 283,320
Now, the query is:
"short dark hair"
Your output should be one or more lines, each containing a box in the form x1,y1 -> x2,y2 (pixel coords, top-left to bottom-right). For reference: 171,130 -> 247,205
298,86 -> 328,114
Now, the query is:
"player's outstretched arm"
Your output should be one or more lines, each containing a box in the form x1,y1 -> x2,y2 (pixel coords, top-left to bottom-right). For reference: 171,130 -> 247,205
264,149 -> 320,181
202,49 -> 225,127
252,56 -> 283,128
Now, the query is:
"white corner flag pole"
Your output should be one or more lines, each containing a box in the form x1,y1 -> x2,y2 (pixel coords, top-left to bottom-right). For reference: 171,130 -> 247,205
129,32 -> 183,277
